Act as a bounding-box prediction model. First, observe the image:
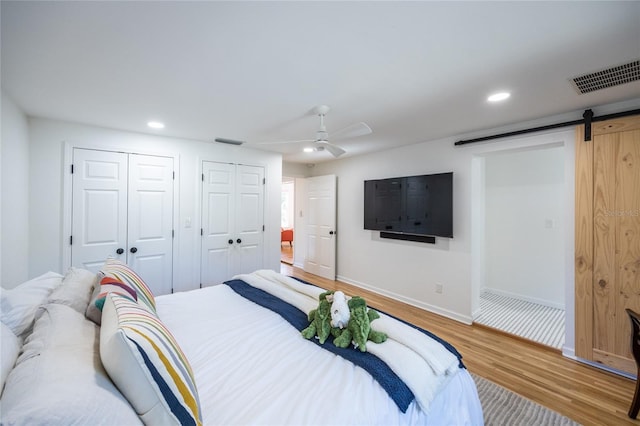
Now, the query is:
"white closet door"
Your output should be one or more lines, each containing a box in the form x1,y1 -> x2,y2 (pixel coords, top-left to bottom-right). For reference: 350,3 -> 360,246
201,161 -> 264,286
234,165 -> 264,275
201,162 -> 235,286
71,149 -> 128,272
127,154 -> 174,296
71,148 -> 175,295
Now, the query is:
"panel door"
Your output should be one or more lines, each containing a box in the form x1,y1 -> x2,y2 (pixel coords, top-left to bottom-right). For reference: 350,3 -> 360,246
304,174 -> 337,280
71,149 -> 128,272
127,154 -> 174,296
201,161 -> 235,286
234,165 -> 265,276
575,115 -> 640,375
591,123 -> 640,373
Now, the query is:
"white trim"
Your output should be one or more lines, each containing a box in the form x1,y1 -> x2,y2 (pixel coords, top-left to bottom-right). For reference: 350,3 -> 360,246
471,307 -> 482,321
196,155 -> 203,288
62,142 -> 181,290
481,287 -> 564,310
336,274 -> 473,325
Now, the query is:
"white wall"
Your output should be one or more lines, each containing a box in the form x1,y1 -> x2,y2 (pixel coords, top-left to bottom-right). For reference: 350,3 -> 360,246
283,161 -> 312,178
27,117 -> 282,292
1,92 -> 30,288
484,145 -> 565,308
312,129 -> 576,324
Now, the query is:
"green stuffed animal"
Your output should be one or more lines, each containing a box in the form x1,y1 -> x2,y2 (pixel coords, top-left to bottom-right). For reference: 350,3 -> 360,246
333,296 -> 387,352
301,290 -> 335,344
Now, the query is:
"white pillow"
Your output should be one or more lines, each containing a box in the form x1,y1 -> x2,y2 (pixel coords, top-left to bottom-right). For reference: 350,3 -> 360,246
48,267 -> 98,313
0,322 -> 21,396
1,303 -> 141,425
0,271 -> 63,336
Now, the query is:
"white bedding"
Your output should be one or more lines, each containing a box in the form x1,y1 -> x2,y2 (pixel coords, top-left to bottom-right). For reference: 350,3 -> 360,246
156,282 -> 483,425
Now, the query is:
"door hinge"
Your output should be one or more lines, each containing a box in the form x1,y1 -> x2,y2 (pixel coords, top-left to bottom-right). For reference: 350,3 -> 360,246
263,178 -> 266,185
201,228 -> 203,236
172,229 -> 175,238
70,164 -> 74,174
172,171 -> 175,180
200,283 -> 203,289
69,235 -> 73,245
202,173 -> 204,182
263,225 -> 265,231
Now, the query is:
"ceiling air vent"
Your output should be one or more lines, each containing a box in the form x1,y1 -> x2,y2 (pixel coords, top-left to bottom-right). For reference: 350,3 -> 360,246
571,60 -> 640,94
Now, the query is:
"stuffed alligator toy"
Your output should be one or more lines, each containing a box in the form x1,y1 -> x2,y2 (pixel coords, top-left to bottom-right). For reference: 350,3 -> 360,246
333,296 -> 387,352
301,290 -> 335,344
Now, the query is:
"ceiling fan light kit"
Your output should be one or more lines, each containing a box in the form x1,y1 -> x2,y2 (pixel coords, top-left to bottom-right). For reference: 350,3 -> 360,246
255,104 -> 372,158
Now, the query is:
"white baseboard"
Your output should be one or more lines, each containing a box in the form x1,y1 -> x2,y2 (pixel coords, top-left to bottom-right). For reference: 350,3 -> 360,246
336,274 -> 473,325
471,307 -> 482,321
482,287 -> 564,310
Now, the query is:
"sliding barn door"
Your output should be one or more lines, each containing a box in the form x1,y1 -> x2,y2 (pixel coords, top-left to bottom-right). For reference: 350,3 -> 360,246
576,115 -> 640,374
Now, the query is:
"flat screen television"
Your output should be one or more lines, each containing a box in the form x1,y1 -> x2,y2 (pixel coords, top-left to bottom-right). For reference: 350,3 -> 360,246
364,172 -> 453,238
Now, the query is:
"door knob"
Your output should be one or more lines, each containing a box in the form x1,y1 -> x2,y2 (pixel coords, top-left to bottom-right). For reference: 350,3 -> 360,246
116,248 -> 124,255
130,247 -> 138,253
228,239 -> 234,244
236,238 -> 242,244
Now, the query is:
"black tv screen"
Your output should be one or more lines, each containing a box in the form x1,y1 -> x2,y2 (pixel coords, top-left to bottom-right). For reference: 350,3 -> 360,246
364,172 -> 453,238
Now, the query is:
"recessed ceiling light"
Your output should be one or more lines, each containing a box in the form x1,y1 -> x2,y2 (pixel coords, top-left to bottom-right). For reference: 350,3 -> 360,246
303,147 -> 314,153
147,121 -> 165,129
487,92 -> 511,102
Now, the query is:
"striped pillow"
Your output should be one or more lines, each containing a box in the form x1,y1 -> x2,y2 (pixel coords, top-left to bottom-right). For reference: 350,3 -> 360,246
100,293 -> 202,426
86,275 -> 139,324
101,258 -> 156,313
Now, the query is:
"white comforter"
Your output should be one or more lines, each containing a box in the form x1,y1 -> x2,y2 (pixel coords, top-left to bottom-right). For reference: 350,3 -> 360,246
156,274 -> 483,425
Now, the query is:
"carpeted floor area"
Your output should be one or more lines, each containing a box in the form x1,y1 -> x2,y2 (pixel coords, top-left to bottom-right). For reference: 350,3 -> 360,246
475,291 -> 565,350
472,373 -> 579,425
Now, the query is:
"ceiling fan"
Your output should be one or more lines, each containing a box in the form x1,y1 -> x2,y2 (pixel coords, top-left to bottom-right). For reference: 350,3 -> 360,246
257,105 -> 372,158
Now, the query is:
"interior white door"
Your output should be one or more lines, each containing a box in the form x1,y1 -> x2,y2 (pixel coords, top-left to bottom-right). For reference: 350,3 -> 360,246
201,162 -> 235,286
71,149 -> 128,272
234,165 -> 265,275
201,161 -> 264,286
303,174 -> 337,280
127,154 -> 174,296
71,148 -> 175,295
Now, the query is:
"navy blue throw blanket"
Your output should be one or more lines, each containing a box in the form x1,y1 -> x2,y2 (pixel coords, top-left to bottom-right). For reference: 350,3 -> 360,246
290,276 -> 465,369
224,278 -> 464,412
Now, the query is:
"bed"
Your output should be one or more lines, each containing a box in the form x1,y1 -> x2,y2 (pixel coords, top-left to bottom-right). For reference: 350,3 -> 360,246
0,260 -> 483,425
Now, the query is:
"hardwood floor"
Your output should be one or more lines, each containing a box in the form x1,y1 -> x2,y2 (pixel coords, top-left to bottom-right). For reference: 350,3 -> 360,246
280,244 -> 293,265
280,263 -> 640,426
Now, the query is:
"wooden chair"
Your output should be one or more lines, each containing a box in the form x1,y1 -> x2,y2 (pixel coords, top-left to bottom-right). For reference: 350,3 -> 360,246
626,308 -> 640,418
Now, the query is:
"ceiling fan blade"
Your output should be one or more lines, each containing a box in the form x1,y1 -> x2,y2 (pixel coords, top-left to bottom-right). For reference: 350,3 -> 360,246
330,122 -> 372,140
255,138 -> 315,145
321,142 -> 346,157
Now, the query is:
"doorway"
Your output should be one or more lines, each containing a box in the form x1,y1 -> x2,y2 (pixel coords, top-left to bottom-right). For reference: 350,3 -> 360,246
281,177 -> 295,264
475,144 -> 566,349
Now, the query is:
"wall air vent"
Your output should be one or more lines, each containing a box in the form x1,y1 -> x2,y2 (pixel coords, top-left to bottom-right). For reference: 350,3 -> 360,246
571,60 -> 640,94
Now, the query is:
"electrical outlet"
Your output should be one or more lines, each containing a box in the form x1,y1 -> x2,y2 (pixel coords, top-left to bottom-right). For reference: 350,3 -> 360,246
435,283 -> 443,294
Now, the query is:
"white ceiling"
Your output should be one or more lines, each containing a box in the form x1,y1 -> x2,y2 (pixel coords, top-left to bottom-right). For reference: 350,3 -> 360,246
2,1 -> 639,163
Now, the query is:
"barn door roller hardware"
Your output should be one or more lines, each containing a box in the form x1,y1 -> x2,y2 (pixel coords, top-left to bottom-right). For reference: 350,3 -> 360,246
455,108 -> 640,146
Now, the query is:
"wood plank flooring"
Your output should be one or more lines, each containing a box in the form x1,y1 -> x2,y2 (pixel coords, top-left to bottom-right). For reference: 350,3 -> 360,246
280,263 -> 639,426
